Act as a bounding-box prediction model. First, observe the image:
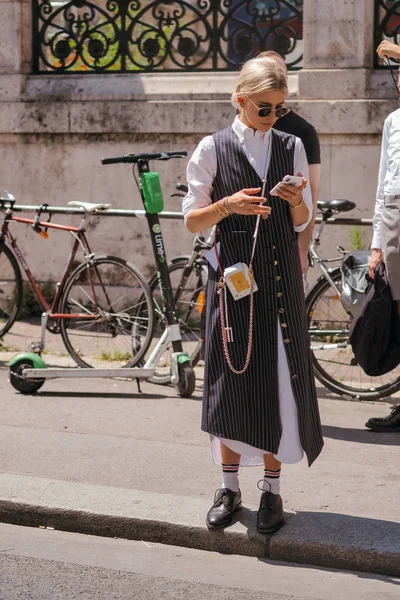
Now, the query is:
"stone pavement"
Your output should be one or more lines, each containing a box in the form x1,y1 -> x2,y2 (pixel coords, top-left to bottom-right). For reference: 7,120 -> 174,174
0,321 -> 399,577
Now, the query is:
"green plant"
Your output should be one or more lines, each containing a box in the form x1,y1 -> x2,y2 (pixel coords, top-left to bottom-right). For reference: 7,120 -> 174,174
7,281 -> 56,320
0,338 -> 16,352
98,350 -> 132,362
348,226 -> 366,251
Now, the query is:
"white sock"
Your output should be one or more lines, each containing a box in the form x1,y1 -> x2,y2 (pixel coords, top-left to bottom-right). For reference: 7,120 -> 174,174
260,468 -> 281,495
221,463 -> 240,492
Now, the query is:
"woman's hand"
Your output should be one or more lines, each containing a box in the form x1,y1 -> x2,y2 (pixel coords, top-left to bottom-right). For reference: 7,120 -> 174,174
276,173 -> 307,207
376,40 -> 400,61
228,187 -> 271,217
368,249 -> 384,279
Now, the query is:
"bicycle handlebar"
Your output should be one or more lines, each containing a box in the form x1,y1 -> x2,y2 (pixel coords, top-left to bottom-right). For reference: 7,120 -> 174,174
101,151 -> 187,165
175,182 -> 189,193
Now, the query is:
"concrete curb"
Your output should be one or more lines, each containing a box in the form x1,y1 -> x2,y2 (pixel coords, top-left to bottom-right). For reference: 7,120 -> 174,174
0,501 -> 270,559
0,474 -> 399,577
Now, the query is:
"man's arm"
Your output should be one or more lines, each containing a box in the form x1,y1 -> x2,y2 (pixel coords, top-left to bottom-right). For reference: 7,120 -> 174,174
298,163 -> 320,273
368,117 -> 390,278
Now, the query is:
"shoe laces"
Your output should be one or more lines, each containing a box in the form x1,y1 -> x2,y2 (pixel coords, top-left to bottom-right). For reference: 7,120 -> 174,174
256,479 -> 271,493
390,404 -> 400,417
213,488 -> 235,508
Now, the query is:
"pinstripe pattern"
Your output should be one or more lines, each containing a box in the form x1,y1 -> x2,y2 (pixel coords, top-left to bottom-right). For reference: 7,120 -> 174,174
201,127 -> 323,467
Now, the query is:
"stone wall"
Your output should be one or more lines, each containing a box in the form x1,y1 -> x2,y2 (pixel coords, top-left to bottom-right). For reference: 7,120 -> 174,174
0,0 -> 399,285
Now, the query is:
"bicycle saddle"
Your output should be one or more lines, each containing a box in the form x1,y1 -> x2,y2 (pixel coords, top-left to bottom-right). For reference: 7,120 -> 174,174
317,199 -> 355,213
68,201 -> 111,212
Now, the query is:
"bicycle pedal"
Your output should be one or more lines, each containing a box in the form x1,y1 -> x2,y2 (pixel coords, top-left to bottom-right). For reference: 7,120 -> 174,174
29,342 -> 42,353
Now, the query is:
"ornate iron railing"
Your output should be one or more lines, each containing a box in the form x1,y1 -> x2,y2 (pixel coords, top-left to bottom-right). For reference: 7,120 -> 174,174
374,0 -> 400,67
32,0 -> 303,73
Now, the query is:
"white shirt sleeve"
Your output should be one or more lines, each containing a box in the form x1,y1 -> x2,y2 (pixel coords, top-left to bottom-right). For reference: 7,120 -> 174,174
293,137 -> 312,233
371,117 -> 389,250
182,135 -> 217,225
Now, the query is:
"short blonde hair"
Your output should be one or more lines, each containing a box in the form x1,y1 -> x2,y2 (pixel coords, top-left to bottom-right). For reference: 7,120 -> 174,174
231,56 -> 288,109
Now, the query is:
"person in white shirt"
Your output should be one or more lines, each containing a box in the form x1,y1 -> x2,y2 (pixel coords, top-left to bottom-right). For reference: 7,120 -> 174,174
183,56 -> 323,534
366,40 -> 400,433
369,39 -> 400,312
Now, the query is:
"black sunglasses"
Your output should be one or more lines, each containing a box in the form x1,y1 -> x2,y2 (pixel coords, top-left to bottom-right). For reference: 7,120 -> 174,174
245,95 -> 290,118
383,56 -> 400,95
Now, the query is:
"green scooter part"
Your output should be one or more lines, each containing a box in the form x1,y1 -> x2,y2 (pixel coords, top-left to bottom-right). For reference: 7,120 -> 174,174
140,172 -> 164,214
177,353 -> 191,365
9,352 -> 47,394
8,352 -> 48,370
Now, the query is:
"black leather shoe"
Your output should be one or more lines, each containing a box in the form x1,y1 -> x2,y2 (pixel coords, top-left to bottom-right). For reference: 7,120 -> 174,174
257,491 -> 285,534
206,488 -> 242,529
365,404 -> 400,432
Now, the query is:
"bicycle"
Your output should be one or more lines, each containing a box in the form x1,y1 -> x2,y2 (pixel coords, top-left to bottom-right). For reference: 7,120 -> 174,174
0,192 -> 154,374
306,198 -> 400,400
5,151 -> 197,397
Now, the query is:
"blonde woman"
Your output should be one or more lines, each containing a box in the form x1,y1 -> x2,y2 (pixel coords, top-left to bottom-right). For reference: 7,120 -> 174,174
183,56 -> 323,533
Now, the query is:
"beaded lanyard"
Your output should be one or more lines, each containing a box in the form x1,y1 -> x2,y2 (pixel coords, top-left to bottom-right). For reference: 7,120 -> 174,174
215,141 -> 272,375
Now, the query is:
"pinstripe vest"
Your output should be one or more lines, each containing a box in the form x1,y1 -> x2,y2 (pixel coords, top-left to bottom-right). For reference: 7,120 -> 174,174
201,126 -> 323,466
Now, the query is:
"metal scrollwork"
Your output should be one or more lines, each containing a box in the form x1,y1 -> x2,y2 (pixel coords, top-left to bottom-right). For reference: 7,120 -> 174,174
33,0 -> 303,73
375,0 -> 400,67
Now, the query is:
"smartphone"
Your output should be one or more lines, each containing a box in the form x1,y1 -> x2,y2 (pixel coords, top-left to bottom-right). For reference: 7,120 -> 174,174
270,175 -> 303,196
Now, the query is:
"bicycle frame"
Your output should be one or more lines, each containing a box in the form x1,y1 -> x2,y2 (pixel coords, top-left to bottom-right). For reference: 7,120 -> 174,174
169,229 -> 212,305
0,208 -> 106,321
307,213 -> 350,346
308,216 -> 342,296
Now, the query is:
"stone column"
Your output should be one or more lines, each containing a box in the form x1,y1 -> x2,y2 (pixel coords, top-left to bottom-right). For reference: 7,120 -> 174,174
0,0 -> 29,101
298,0 -> 375,99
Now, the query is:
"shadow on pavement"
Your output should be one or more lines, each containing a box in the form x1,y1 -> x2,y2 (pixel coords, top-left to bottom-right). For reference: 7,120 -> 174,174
315,386 -> 400,404
265,510 -> 400,579
33,391 -> 169,400
322,424 -> 400,446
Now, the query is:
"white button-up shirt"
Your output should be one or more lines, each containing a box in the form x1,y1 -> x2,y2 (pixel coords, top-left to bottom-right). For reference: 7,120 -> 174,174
372,108 -> 400,249
182,116 -> 312,232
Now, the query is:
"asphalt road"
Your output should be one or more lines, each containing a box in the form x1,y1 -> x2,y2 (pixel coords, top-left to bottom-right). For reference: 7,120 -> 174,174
0,523 -> 399,600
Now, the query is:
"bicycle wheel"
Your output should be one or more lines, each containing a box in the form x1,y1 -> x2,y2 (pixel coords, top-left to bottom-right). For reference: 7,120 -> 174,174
147,258 -> 208,384
59,255 -> 154,369
0,243 -> 22,337
306,267 -> 400,400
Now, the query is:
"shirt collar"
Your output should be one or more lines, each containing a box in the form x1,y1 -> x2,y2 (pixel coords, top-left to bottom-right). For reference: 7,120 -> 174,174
232,115 -> 271,145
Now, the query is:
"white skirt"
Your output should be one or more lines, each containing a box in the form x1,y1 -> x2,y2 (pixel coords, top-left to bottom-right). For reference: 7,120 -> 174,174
210,322 -> 304,466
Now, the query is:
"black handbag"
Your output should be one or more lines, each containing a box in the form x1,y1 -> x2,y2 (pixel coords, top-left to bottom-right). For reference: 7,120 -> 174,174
349,262 -> 400,376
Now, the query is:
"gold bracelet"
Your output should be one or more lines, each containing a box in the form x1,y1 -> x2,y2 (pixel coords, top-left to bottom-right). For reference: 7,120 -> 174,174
213,199 -> 232,218
290,196 -> 304,209
213,201 -> 227,218
223,196 -> 233,215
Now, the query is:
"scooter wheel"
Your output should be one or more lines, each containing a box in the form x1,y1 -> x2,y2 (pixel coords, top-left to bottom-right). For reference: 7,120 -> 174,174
9,359 -> 45,394
175,364 -> 196,398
